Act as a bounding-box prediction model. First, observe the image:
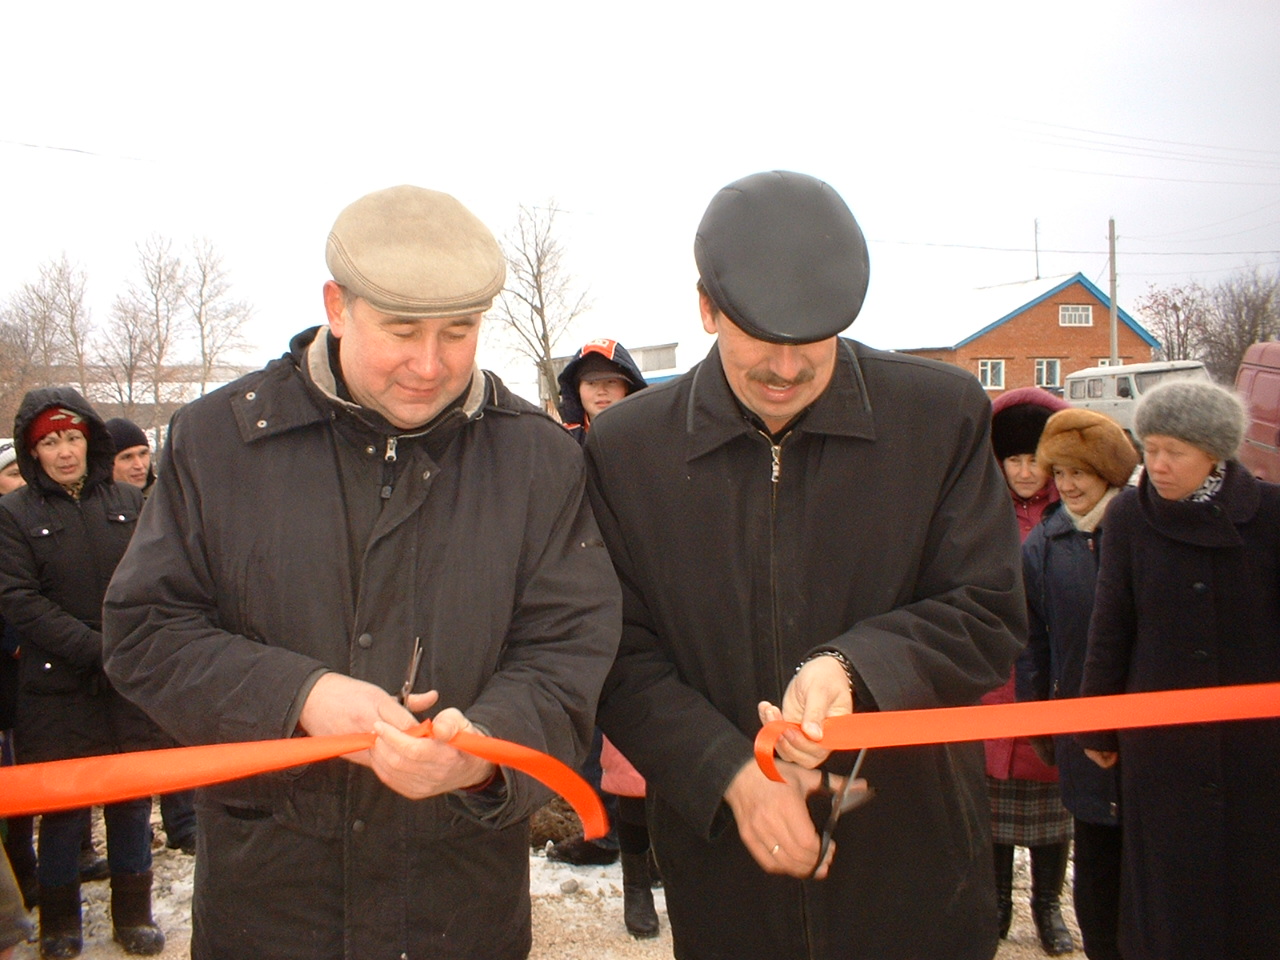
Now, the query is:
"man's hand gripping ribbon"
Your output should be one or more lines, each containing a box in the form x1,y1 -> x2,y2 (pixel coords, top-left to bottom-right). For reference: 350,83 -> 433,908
0,719 -> 608,839
755,682 -> 1280,781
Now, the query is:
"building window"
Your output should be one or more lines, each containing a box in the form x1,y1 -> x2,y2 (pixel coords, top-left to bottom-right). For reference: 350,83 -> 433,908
977,359 -> 1004,390
1095,358 -> 1123,367
1060,305 -> 1093,327
1035,359 -> 1061,388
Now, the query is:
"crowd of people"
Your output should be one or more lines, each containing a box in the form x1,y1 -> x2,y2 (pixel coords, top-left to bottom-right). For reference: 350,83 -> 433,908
0,173 -> 1274,960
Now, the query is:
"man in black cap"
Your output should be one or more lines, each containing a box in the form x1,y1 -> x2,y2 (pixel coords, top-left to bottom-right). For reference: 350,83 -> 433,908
585,171 -> 1025,960
102,185 -> 620,960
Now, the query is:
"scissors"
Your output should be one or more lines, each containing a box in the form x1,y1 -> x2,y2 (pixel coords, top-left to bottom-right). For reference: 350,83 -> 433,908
399,637 -> 423,706
810,746 -> 873,879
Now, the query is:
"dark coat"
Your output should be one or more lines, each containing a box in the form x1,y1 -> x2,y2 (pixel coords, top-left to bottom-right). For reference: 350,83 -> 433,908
0,387 -> 159,763
1079,463 -> 1280,960
102,328 -> 621,960
585,340 -> 1026,960
1017,502 -> 1119,823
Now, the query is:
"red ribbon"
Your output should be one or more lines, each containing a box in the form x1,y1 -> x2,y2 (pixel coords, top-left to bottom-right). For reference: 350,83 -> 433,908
0,719 -> 608,839
754,682 -> 1280,781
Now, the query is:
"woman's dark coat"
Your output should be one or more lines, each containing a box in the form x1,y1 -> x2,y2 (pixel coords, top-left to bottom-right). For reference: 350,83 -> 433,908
102,328 -> 621,960
586,340 -> 1026,960
1079,463 -> 1280,960
0,386 -> 158,763
1017,502 -> 1119,824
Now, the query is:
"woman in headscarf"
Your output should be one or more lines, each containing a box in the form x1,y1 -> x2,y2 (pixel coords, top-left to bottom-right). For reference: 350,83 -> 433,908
1018,407 -> 1139,960
0,388 -> 167,959
983,387 -> 1074,955
1078,380 -> 1280,960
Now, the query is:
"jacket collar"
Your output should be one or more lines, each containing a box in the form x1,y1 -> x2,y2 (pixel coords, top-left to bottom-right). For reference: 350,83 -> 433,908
231,327 -> 491,446
304,325 -> 488,429
685,338 -> 876,463
1136,459 -> 1259,548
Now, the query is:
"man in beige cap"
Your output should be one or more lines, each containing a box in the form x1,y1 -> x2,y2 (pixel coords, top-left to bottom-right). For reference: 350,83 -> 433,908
101,186 -> 621,960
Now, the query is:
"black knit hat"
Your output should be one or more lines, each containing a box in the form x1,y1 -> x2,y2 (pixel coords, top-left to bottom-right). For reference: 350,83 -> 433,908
104,417 -> 149,454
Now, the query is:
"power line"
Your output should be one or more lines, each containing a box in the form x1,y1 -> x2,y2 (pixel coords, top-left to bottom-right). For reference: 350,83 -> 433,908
1012,119 -> 1280,159
873,239 -> 1280,257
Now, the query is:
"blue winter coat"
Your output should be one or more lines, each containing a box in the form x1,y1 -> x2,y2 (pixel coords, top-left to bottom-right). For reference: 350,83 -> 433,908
1017,502 -> 1120,825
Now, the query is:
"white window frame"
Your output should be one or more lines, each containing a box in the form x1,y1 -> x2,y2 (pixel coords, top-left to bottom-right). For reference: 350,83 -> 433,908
1095,358 -> 1123,367
977,359 -> 1005,390
1059,304 -> 1093,327
1035,358 -> 1061,388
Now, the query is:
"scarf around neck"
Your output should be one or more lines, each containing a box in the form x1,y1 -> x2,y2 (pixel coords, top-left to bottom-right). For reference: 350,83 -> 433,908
1067,485 -> 1120,534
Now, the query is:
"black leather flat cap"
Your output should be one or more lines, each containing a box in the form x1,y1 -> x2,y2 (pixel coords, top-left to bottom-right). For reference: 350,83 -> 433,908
694,171 -> 870,344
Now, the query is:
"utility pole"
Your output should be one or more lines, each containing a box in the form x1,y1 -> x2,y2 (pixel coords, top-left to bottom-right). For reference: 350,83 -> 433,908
1034,219 -> 1040,280
1109,218 -> 1119,365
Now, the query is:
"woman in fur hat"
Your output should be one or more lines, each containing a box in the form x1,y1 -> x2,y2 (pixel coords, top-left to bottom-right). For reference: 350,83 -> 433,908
984,388 -> 1074,955
1017,407 -> 1139,960
1078,381 -> 1280,960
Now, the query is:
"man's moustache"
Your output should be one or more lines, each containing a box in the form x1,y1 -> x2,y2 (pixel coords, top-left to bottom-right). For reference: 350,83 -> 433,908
748,369 -> 814,389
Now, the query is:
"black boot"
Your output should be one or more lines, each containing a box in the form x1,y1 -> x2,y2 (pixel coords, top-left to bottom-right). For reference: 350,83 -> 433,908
547,834 -> 618,866
1030,843 -> 1075,956
110,871 -> 166,956
993,843 -> 1014,939
621,852 -> 659,939
4,815 -> 39,909
37,882 -> 82,959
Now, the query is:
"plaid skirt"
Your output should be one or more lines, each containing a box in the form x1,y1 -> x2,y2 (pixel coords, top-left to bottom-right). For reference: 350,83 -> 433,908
987,776 -> 1072,846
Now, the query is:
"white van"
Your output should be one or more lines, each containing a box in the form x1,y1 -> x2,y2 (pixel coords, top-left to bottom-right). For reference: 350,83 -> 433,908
1063,360 -> 1211,433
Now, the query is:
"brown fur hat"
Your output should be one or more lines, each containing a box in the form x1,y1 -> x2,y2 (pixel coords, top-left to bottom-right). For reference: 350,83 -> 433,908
1036,408 -> 1139,488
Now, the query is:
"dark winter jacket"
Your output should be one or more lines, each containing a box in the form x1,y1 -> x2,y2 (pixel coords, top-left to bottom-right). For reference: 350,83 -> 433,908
556,339 -> 647,443
585,339 -> 1026,960
1078,463 -> 1280,960
1016,502 -> 1119,823
102,327 -> 621,960
0,387 -> 161,763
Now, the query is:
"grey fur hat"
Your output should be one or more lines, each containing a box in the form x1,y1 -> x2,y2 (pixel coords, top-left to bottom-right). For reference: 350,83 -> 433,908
1133,379 -> 1247,461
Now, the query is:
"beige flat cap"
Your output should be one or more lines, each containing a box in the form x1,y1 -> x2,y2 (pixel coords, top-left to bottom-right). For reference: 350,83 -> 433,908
326,185 -> 506,318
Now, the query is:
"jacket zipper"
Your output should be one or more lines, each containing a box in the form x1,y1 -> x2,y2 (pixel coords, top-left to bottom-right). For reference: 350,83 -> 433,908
760,429 -> 789,701
381,436 -> 398,500
761,427 -> 818,957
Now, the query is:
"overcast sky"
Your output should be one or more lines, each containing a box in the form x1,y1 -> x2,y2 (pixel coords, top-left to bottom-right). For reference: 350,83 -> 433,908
3,1 -> 1278,401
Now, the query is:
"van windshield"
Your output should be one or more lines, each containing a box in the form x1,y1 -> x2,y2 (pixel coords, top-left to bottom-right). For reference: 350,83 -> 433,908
1135,367 -> 1211,392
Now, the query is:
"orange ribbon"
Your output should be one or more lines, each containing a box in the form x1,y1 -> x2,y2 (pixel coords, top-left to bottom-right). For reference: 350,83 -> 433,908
0,719 -> 608,839
755,682 -> 1280,781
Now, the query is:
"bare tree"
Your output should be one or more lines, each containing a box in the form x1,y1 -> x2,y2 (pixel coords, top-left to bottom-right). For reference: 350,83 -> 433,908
115,236 -> 188,444
5,255 -> 94,390
487,202 -> 592,411
97,295 -> 155,420
184,238 -> 252,396
1198,268 -> 1280,382
1134,283 -> 1207,363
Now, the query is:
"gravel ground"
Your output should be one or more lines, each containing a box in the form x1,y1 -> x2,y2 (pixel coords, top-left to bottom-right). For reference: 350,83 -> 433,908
11,809 -> 1081,959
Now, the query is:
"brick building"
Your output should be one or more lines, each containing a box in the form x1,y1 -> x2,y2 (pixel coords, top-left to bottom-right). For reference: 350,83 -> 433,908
898,273 -> 1158,396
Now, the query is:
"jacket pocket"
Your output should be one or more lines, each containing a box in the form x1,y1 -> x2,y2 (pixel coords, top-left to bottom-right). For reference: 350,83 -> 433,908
20,650 -> 89,695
